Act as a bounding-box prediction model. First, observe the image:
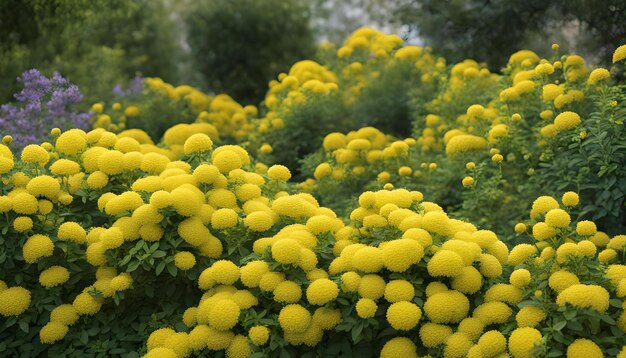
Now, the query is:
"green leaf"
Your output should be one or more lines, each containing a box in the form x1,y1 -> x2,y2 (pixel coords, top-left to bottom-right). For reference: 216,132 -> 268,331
552,320 -> 567,331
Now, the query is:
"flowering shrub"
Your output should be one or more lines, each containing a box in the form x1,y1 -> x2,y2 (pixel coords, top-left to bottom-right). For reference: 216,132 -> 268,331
0,28 -> 625,358
0,69 -> 91,149
300,35 -> 626,237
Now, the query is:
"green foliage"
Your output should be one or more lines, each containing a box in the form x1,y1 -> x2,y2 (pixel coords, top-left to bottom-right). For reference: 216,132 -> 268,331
394,0 -> 626,70
0,0 -> 180,104
186,0 -> 316,105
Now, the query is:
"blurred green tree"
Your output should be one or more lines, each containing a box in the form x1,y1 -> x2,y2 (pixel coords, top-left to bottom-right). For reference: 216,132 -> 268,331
185,0 -> 315,105
393,0 -> 626,69
0,0 -> 180,104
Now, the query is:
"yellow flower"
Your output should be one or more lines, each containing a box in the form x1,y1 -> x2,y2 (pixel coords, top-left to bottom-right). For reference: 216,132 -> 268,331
147,327 -> 176,351
515,306 -> 546,328
492,153 -> 503,163
73,292 -> 102,315
23,234 -> 54,264
382,239 -> 424,272
567,338 -> 603,358
39,266 -> 70,288
273,281 -> 302,303
183,133 -> 213,154
26,175 -> 61,199
554,111 -> 581,131
613,44 -> 626,63
306,278 -> 339,305
212,150 -> 242,173
58,221 -> 87,243
545,208 -> 571,227
0,286 -> 31,316
267,165 -> 291,181
278,304 -> 311,333
556,284 -> 609,313
110,273 -> 133,292
272,239 -> 301,264
444,332 -> 472,358
424,290 -> 469,324
509,269 -> 531,288
211,208 -> 239,229
466,104 -> 485,118
473,301 -> 512,325
549,270 -> 580,293
508,327 -> 542,358
384,280 -> 415,303
239,261 -> 270,288
532,222 -> 556,241
484,283 -> 523,305
576,220 -> 597,236
477,330 -> 506,356
380,337 -> 418,358
124,105 -> 140,117
163,332 -> 191,358
39,321 -> 68,344
358,274 -> 386,300
13,216 -> 33,232
386,301 -> 422,330
211,260 -> 240,285
587,68 -> 610,85
419,322 -> 453,347
248,325 -> 270,346
462,176 -> 474,187
428,249 -> 464,277
508,244 -> 537,266
531,196 -> 559,218
208,299 -> 240,330
50,304 -> 78,325
356,298 -> 377,318
312,307 -> 341,330
21,144 -> 50,166
561,191 -> 579,206
445,135 -> 487,156
55,129 -> 87,156
174,251 -> 196,270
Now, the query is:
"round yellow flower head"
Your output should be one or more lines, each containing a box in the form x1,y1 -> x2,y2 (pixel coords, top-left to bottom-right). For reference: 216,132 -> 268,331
39,265 -> 70,288
613,44 -> 626,63
278,304 -> 311,333
0,286 -> 31,316
380,337 -> 417,358
55,129 -> 87,156
384,280 -> 415,303
248,325 -> 270,346
23,234 -> 54,264
561,191 -> 579,206
174,251 -> 196,270
554,111 -> 581,131
386,301 -> 422,330
306,278 -> 339,305
545,208 -> 571,228
567,338 -> 604,358
267,165 -> 291,181
516,305 -> 546,328
183,133 -> 213,154
556,284 -> 609,313
424,290 -> 469,324
508,327 -> 542,358
39,321 -> 68,344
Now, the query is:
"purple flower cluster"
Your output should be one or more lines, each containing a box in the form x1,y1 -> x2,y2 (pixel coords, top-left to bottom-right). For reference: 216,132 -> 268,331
0,69 -> 91,149
112,76 -> 144,98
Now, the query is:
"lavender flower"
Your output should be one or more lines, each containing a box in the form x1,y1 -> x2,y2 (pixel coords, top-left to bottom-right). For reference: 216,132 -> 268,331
0,69 -> 91,149
112,76 -> 144,98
